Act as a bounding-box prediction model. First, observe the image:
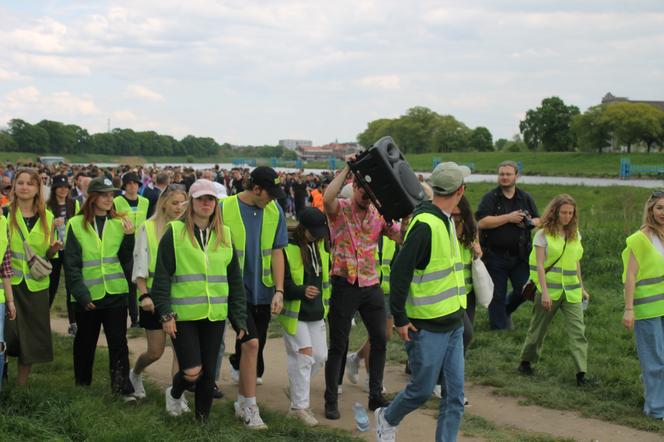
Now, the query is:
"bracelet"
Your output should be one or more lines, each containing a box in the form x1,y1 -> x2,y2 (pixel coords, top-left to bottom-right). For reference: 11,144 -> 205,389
624,308 -> 633,311
274,289 -> 284,295
138,293 -> 151,302
160,312 -> 177,323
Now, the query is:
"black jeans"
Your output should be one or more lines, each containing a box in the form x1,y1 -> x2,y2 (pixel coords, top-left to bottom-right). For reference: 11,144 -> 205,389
49,254 -> 76,324
229,303 -> 271,377
171,320 -> 225,420
484,249 -> 530,330
73,305 -> 133,395
121,256 -> 138,325
324,277 -> 386,403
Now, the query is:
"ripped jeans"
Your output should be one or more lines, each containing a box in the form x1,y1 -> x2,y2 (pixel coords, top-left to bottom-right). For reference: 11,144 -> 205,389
0,303 -> 5,393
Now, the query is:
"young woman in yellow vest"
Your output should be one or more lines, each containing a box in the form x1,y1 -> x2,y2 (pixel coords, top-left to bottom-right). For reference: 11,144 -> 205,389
0,212 -> 16,392
113,171 -> 149,328
5,168 -> 59,386
151,179 -> 248,422
46,174 -> 79,336
128,185 -> 187,400
63,175 -> 136,401
278,207 -> 331,427
518,194 -> 591,386
622,191 -> 664,420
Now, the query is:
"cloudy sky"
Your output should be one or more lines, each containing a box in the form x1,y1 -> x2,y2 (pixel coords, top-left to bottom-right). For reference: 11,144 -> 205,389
1,1 -> 663,146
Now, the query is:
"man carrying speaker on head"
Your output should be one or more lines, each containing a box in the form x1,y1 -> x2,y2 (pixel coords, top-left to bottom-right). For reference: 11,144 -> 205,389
476,160 -> 540,330
322,155 -> 401,420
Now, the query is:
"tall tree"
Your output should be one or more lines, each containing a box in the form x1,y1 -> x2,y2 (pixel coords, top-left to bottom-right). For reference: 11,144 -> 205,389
572,105 -> 612,154
601,102 -> 664,153
519,96 -> 580,151
469,126 -> 494,151
8,119 -> 49,153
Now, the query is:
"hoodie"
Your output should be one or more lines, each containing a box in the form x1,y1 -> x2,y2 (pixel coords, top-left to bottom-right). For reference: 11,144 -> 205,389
389,201 -> 464,333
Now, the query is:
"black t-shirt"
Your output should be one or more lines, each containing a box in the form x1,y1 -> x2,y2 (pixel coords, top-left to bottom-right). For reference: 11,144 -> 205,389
476,186 -> 539,255
292,182 -> 307,201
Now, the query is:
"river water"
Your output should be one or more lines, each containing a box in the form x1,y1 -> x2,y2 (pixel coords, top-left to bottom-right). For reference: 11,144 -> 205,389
75,162 -> 663,189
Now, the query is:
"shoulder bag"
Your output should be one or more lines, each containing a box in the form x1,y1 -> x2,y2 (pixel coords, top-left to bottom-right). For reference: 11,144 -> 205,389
521,239 -> 566,301
16,225 -> 53,280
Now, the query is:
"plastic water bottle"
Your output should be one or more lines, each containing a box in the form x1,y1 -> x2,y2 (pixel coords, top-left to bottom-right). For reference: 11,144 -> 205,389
582,298 -> 589,311
352,402 -> 369,432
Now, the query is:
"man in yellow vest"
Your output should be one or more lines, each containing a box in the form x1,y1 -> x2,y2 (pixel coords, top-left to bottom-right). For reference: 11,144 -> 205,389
222,166 -> 288,426
375,162 -> 470,442
114,172 -> 149,328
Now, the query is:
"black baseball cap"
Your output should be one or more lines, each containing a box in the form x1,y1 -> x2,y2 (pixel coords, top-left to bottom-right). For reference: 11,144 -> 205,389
51,174 -> 70,189
122,172 -> 141,189
298,207 -> 328,239
250,166 -> 286,199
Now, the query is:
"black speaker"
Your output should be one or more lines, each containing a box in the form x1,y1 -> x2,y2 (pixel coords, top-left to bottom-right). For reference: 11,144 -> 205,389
349,136 -> 424,222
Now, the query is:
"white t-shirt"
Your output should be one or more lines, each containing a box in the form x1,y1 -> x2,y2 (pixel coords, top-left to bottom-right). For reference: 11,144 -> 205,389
650,232 -> 664,259
533,229 -> 582,259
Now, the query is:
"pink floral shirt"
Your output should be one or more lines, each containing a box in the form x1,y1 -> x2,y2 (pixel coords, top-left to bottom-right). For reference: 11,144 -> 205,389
327,198 -> 400,287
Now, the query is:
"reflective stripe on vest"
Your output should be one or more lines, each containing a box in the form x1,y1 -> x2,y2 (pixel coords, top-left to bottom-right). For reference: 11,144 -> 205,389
528,232 -> 583,303
622,231 -> 664,320
278,242 -> 331,335
170,222 -> 232,321
143,220 -> 158,290
68,215 -> 129,300
405,213 -> 465,319
9,208 -> 54,291
0,215 -> 7,302
113,195 -> 149,229
222,194 -> 279,287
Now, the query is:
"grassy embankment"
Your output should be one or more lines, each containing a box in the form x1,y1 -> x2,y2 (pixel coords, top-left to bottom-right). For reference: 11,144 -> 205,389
4,150 -> 664,177
0,336 -> 357,441
344,183 -> 664,435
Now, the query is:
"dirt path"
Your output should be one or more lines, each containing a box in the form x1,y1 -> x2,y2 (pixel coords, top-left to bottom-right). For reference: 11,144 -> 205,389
50,317 -> 661,441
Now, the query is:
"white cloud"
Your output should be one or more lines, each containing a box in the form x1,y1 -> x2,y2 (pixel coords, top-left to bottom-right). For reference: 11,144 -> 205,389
359,75 -> 401,90
124,85 -> 165,102
1,87 -> 100,119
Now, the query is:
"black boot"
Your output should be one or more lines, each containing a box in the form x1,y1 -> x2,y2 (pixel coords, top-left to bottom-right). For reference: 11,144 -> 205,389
518,361 -> 533,375
369,394 -> 391,411
576,372 -> 586,387
325,401 -> 340,419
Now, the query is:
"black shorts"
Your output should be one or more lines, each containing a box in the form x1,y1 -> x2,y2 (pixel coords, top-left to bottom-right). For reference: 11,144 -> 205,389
139,307 -> 162,330
232,304 -> 263,344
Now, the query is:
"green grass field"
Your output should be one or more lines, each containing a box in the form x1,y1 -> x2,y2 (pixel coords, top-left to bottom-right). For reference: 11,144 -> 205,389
5,150 -> 664,177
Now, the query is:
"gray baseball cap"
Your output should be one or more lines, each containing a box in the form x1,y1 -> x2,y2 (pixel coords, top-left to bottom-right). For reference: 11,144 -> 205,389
427,162 -> 471,195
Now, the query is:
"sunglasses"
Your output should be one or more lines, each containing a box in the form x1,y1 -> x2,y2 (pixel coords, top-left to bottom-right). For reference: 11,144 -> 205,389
651,190 -> 664,200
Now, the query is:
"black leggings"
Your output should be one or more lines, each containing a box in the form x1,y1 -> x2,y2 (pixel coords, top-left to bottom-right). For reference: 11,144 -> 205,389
49,254 -> 76,324
170,319 -> 225,420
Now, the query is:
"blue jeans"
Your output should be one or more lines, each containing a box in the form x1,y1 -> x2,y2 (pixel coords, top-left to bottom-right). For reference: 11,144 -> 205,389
385,326 -> 464,442
484,250 -> 530,330
0,303 -> 5,393
634,316 -> 664,419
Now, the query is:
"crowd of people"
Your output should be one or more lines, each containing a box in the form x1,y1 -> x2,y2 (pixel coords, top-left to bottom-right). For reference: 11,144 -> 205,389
0,157 -> 662,442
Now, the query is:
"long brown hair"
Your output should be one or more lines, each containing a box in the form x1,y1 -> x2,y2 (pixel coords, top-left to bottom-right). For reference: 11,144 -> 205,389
9,169 -> 49,245
288,223 -> 328,268
539,194 -> 579,240
643,193 -> 664,242
180,196 -> 227,250
47,183 -> 76,218
80,192 -> 123,231
455,195 -> 477,247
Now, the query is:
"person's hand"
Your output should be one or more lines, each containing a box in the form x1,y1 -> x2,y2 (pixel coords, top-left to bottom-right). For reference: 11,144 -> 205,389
304,286 -> 320,300
48,240 -> 64,254
622,309 -> 634,332
121,217 -> 135,234
6,301 -> 16,320
236,329 -> 247,340
140,296 -> 155,313
541,293 -> 552,311
163,318 -> 177,338
84,302 -> 96,311
471,242 -> 483,259
271,291 -> 283,315
507,210 -> 526,224
396,323 -> 418,342
582,289 -> 590,302
344,154 -> 358,163
54,217 -> 65,227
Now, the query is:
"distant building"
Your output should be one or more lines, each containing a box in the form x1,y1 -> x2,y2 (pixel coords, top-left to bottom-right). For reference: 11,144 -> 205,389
296,142 -> 361,160
279,139 -> 313,150
602,92 -> 664,112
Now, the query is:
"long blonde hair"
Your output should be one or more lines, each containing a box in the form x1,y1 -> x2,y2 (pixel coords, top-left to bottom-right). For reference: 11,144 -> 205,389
643,192 -> 664,242
9,168 -> 49,246
180,196 -> 227,250
539,194 -> 578,240
150,187 -> 187,241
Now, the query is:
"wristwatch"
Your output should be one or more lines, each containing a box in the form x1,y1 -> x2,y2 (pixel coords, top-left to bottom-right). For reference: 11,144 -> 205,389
160,312 -> 177,323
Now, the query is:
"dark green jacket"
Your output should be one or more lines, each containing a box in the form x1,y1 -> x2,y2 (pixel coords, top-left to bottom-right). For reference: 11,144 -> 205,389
390,201 -> 464,333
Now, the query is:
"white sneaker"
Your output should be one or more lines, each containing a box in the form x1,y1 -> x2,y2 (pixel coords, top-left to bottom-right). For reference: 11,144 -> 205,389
375,407 -> 397,441
363,377 -> 387,394
231,366 -> 240,385
180,394 -> 191,413
432,385 -> 442,398
122,394 -> 137,404
129,369 -> 146,399
288,408 -> 318,427
234,400 -> 244,419
346,352 -> 359,385
243,404 -> 268,430
165,387 -> 183,417
256,377 -> 263,385
337,385 -> 343,395
464,396 -> 469,406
